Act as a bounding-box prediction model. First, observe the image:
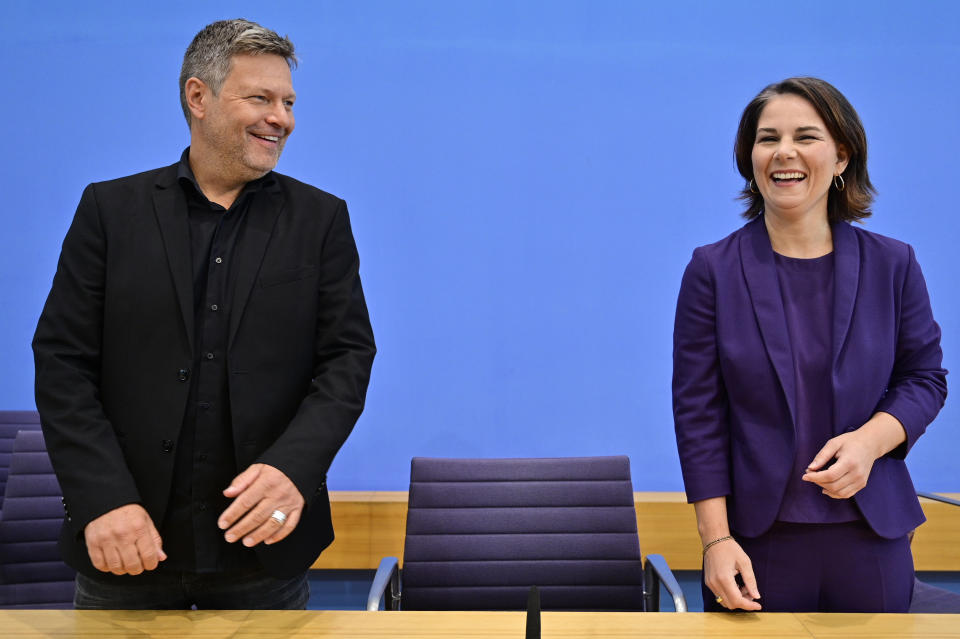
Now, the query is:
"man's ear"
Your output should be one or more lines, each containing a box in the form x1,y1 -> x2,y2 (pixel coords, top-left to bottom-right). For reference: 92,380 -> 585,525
184,77 -> 210,121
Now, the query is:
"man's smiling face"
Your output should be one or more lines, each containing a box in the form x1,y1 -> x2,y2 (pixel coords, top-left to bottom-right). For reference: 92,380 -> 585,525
194,53 -> 296,186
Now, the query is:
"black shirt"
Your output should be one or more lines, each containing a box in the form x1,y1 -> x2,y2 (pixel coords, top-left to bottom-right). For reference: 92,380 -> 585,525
158,148 -> 275,573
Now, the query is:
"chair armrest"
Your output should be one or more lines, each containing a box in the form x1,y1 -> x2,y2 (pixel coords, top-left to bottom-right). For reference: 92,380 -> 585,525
366,556 -> 401,611
643,553 -> 688,612
917,492 -> 960,507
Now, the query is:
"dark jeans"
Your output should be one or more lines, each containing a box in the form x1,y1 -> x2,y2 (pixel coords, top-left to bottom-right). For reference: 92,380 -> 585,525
74,568 -> 309,610
702,520 -> 914,613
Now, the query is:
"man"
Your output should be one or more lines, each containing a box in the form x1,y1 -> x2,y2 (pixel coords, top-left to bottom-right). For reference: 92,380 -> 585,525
32,19 -> 375,609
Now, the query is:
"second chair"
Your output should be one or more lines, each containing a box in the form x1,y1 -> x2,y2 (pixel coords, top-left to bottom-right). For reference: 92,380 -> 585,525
0,429 -> 75,608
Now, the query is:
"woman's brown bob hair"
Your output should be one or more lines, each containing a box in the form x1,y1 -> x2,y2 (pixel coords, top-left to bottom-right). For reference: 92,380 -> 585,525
734,77 -> 876,223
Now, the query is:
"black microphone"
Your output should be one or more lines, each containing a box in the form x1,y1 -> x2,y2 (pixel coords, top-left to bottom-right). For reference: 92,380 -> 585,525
525,585 -> 541,639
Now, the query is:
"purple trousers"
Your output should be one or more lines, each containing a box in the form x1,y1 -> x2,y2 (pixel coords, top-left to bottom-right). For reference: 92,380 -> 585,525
702,521 -> 914,612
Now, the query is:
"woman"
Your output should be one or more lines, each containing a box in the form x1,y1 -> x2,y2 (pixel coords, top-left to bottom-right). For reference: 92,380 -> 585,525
672,77 -> 947,613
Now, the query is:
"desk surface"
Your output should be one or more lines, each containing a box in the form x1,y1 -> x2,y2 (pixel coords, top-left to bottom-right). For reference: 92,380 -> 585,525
2,610 -> 959,638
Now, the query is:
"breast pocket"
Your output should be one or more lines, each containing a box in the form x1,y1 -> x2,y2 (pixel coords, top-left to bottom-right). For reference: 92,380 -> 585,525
259,265 -> 318,288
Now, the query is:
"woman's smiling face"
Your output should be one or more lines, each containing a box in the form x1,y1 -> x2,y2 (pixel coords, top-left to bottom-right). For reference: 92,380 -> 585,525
751,93 -> 848,223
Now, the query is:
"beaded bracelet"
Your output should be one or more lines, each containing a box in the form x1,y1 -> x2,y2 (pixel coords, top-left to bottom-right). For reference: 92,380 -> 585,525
702,535 -> 733,556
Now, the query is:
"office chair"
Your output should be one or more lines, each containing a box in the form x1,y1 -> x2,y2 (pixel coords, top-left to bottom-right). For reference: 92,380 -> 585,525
367,456 -> 686,612
0,429 -> 75,608
0,411 -> 42,515
910,492 -> 960,613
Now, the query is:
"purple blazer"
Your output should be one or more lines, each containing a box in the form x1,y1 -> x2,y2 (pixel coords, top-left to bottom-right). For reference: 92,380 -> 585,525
672,216 -> 947,539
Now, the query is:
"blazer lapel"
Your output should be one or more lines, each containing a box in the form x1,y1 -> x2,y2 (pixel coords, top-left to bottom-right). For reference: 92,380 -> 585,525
739,216 -> 797,426
228,181 -> 285,349
831,222 -> 860,368
153,168 -> 195,353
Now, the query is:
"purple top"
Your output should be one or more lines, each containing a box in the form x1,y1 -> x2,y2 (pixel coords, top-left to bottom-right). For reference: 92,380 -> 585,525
773,252 -> 860,523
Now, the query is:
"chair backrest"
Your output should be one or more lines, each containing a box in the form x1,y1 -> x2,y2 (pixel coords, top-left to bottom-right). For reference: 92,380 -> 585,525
0,429 -> 75,608
401,456 -> 644,611
0,411 -> 42,514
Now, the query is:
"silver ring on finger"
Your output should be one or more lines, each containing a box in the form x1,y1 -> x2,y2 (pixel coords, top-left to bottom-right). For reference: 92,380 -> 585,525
270,510 -> 287,526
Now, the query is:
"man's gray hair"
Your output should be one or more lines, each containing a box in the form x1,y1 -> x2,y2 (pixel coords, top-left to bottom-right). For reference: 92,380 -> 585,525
179,18 -> 297,125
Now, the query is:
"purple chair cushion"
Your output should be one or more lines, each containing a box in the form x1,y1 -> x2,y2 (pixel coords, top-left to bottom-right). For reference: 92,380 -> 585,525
910,578 -> 960,613
0,411 -> 42,514
401,456 -> 644,611
0,428 -> 75,608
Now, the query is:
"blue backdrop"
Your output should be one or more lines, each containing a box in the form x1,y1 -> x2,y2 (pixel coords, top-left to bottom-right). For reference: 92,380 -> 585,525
3,1 -> 957,491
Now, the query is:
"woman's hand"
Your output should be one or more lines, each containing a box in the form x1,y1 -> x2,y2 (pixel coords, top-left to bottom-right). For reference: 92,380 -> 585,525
694,497 -> 761,610
802,431 -> 876,498
802,412 -> 907,499
703,538 -> 762,611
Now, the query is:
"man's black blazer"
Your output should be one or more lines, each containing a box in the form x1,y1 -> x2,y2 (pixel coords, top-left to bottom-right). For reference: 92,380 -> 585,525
33,162 -> 376,578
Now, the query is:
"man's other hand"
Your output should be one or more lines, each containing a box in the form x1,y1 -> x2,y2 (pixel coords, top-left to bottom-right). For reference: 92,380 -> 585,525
218,463 -> 304,547
84,504 -> 166,575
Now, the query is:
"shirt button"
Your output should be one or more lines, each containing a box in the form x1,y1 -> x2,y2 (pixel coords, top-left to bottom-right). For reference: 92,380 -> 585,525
198,401 -> 210,410
161,439 -> 174,453
177,368 -> 190,382
199,454 -> 207,462
215,257 -> 223,264
206,352 -> 215,360
198,502 -> 208,511
210,304 -> 219,312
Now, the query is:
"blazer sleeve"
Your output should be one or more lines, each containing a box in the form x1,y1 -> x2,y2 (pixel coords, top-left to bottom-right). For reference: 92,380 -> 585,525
672,247 -> 731,503
874,245 -> 947,457
32,184 -> 142,530
255,199 -> 376,500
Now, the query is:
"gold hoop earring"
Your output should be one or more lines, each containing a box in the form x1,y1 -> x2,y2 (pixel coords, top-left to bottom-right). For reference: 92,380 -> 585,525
749,179 -> 758,194
833,174 -> 845,192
